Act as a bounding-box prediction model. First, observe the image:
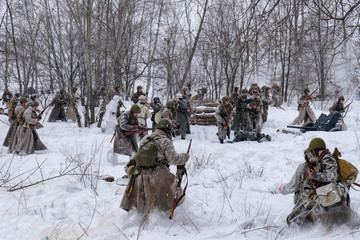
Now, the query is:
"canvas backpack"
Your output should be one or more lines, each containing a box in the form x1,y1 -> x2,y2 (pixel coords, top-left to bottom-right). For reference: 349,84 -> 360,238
333,148 -> 358,185
6,100 -> 15,119
133,136 -> 160,167
17,108 -> 26,125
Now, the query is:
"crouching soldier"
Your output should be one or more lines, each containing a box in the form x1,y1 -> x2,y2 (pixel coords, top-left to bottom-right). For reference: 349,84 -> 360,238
13,101 -> 47,155
278,138 -> 358,228
215,96 -> 233,144
120,119 -> 189,213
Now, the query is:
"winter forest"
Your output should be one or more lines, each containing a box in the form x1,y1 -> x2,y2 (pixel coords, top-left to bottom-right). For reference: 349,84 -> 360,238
1,1 -> 360,119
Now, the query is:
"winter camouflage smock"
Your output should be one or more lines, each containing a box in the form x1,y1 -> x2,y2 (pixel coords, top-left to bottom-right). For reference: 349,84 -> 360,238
120,129 -> 188,212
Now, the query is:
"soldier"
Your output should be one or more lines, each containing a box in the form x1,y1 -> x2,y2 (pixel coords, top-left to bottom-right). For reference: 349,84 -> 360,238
13,101 -> 47,155
261,87 -> 272,123
233,130 -> 271,143
229,87 -> 239,106
183,95 -> 192,134
3,97 -> 28,149
137,95 -> 151,138
271,82 -> 282,107
8,97 -> 29,152
48,89 -> 67,122
2,89 -> 13,104
66,87 -> 82,127
248,83 -> 260,95
162,101 -> 179,135
113,104 -> 141,157
131,85 -> 145,104
291,88 -> 316,125
150,97 -> 163,131
248,89 -> 263,133
232,93 -> 252,134
174,93 -> 188,140
329,96 -> 347,131
120,118 -> 189,213
279,138 -> 356,227
215,96 -> 233,144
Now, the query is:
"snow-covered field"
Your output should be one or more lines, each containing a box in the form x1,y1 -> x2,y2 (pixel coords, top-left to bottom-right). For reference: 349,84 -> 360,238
0,100 -> 360,240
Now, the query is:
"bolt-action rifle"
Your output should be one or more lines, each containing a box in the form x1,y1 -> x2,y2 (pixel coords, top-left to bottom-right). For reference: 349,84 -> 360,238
224,107 -> 234,130
342,101 -> 353,118
302,89 -> 317,108
169,139 -> 192,219
124,128 -> 152,137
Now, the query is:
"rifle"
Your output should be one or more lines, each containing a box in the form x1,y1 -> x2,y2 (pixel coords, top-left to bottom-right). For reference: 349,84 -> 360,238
342,101 -> 353,118
169,139 -> 192,219
224,107 -> 234,130
37,101 -> 54,120
302,89 -> 317,107
0,107 -> 8,111
110,131 -> 116,143
124,128 -> 152,137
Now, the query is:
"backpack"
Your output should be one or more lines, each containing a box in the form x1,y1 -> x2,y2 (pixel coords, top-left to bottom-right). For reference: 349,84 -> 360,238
17,108 -> 26,125
133,136 -> 160,167
6,100 -> 15,119
333,148 -> 358,185
154,109 -> 163,123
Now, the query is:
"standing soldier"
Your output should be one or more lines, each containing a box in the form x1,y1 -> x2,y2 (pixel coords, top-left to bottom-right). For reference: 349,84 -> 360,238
3,97 -> 28,149
113,104 -> 141,158
278,138 -> 354,227
291,88 -> 316,125
248,89 -> 263,133
229,87 -> 239,107
261,87 -> 272,123
150,97 -> 163,131
131,85 -> 145,104
13,101 -> 47,155
2,89 -> 13,104
248,83 -> 260,95
66,87 -> 82,127
329,96 -> 346,131
48,89 -> 67,122
137,95 -> 151,138
271,82 -> 282,107
174,93 -> 188,140
9,97 -> 29,152
215,96 -> 233,144
120,118 -> 189,213
232,92 -> 252,134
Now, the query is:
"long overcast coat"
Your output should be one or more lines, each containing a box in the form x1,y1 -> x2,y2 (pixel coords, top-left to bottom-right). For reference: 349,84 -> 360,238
120,129 -> 188,212
113,110 -> 139,156
14,107 -> 47,154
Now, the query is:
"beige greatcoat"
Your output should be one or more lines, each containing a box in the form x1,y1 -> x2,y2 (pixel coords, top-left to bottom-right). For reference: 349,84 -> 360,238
113,111 -> 139,156
14,107 -> 47,154
291,93 -> 317,125
120,129 -> 188,213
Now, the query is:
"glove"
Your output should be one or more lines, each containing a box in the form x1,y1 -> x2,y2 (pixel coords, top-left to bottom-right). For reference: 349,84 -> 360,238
132,125 -> 139,130
114,124 -> 119,131
176,165 -> 186,179
222,120 -> 226,125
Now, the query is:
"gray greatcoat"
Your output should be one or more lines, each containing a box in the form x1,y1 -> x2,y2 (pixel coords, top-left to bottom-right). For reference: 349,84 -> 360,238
113,110 -> 139,156
14,107 -> 47,154
291,93 -> 317,125
232,97 -> 252,133
4,104 -> 25,149
280,149 -> 353,227
120,129 -> 188,212
48,92 -> 67,122
175,99 -> 188,138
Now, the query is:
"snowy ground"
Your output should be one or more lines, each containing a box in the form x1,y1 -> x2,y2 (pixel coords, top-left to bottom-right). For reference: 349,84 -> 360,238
0,100 -> 360,240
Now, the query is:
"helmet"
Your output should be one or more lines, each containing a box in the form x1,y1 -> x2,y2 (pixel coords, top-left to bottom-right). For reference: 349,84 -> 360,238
71,87 -> 78,92
175,93 -> 182,98
30,101 -> 39,107
187,82 -> 192,87
130,104 -> 141,114
241,88 -> 248,93
137,85 -> 143,90
304,88 -> 310,94
201,87 -> 207,93
153,97 -> 160,104
166,101 -> 174,108
222,96 -> 230,102
308,137 -> 326,151
20,97 -> 28,103
338,96 -> 344,101
157,118 -> 173,130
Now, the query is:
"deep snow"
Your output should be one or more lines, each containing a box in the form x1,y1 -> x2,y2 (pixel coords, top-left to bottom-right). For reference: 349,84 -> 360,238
0,99 -> 360,240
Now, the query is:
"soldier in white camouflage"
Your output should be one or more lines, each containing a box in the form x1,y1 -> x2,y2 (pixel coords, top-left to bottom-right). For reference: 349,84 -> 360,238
279,138 -> 357,227
215,96 -> 233,144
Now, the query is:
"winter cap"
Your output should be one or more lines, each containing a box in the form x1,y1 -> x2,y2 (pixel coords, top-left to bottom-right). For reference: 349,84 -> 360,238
175,93 -> 182,98
139,95 -> 147,101
137,85 -> 143,90
30,101 -> 39,107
